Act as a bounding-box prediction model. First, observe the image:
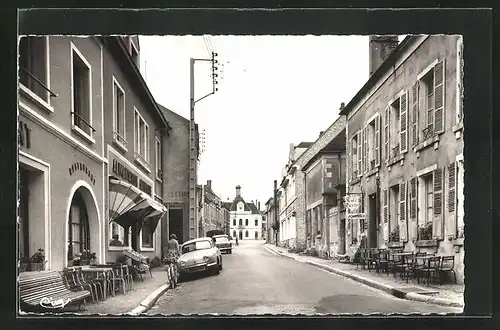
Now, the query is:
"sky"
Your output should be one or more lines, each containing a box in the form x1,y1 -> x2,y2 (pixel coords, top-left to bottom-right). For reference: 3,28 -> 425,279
139,35 -> 405,208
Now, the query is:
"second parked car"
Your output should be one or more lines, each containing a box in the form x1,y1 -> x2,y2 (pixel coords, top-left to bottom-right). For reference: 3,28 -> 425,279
213,234 -> 232,254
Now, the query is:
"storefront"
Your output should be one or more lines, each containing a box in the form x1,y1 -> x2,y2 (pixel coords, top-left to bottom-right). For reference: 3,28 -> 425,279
18,108 -> 105,271
106,146 -> 166,262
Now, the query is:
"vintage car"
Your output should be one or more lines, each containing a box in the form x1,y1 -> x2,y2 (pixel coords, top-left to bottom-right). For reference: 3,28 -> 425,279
177,237 -> 222,278
212,234 -> 232,254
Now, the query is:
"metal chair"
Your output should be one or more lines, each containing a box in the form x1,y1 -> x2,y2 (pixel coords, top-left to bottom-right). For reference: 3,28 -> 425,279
438,256 -> 457,284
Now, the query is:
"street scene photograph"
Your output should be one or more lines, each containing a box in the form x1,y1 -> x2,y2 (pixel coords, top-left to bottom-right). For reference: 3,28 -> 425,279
17,33 -> 465,316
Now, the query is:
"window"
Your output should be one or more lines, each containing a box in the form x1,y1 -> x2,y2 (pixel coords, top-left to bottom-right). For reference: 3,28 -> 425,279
390,99 -> 401,156
134,108 -> 150,168
141,222 -> 154,248
364,116 -> 380,172
255,219 -> 258,226
71,45 -> 93,139
255,231 -> 258,239
420,70 -> 434,140
109,223 -> 131,248
182,240 -> 211,254
349,132 -> 360,180
67,191 -> 90,262
155,137 -> 162,180
112,78 -> 126,149
389,184 -> 400,241
233,219 -> 236,226
232,230 -> 236,237
245,230 -> 249,238
239,219 -> 242,226
417,60 -> 445,142
245,219 -> 248,226
19,36 -> 50,103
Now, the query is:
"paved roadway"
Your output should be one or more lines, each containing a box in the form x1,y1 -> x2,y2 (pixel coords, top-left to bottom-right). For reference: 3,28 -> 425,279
148,240 -> 461,315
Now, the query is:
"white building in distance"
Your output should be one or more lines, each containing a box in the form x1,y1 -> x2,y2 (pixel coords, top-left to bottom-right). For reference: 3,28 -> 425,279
225,185 -> 262,240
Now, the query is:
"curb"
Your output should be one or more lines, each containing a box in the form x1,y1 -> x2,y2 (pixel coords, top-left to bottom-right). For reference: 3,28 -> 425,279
127,282 -> 171,315
264,245 -> 463,309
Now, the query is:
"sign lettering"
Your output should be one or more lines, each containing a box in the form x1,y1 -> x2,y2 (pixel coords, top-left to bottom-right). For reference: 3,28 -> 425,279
69,162 -> 96,185
167,191 -> 189,199
18,120 -> 31,149
111,159 -> 152,196
40,297 -> 71,309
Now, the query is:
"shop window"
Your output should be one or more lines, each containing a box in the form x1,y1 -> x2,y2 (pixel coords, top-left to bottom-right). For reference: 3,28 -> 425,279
71,45 -> 94,139
141,223 -> 154,248
134,108 -> 150,168
109,223 -> 130,248
19,36 -> 49,103
113,78 -> 126,149
68,191 -> 90,262
245,219 -> 248,226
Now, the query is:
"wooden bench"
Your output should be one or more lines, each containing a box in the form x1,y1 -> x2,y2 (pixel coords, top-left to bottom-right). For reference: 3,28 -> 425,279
19,271 -> 91,312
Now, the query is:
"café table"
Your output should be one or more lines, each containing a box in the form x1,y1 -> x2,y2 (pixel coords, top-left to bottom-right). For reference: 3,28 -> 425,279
80,266 -> 115,300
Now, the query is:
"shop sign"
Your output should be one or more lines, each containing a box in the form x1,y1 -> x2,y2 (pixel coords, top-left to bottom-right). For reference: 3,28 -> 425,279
18,120 -> 31,149
167,191 -> 189,199
69,162 -> 96,186
111,159 -> 152,196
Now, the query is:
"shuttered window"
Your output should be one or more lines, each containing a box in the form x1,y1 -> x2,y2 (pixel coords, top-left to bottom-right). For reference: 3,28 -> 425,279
348,138 -> 353,181
399,182 -> 408,241
375,115 -> 381,167
400,92 -> 408,153
357,131 -> 362,178
382,189 -> 389,241
432,167 -> 444,239
433,60 -> 445,133
411,83 -> 419,146
384,107 -> 389,162
363,126 -> 368,174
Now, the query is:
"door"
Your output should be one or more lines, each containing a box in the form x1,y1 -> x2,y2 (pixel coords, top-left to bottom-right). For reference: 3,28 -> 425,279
368,193 -> 377,248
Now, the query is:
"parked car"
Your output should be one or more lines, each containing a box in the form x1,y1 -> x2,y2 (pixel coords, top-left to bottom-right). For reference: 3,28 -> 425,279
177,237 -> 222,279
213,234 -> 232,254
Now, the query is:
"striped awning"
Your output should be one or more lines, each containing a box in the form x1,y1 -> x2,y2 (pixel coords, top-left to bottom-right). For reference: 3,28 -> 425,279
109,178 -> 167,229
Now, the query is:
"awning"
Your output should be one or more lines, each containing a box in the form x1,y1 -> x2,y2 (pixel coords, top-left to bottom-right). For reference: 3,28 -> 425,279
109,178 -> 167,229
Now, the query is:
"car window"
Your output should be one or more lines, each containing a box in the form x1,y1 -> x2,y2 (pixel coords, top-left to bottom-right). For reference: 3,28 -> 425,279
182,240 -> 212,254
215,236 -> 229,242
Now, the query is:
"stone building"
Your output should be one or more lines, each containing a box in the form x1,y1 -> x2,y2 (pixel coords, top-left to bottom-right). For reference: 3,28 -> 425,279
157,104 -> 199,247
227,186 -> 262,240
18,36 -> 169,270
198,180 -> 226,237
302,127 -> 346,258
341,35 -> 464,283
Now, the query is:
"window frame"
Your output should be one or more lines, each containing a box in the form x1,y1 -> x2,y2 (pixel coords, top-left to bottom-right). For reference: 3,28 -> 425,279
67,192 -> 90,262
133,107 -> 151,172
108,222 -> 132,251
18,36 -> 54,113
139,221 -> 155,251
70,42 -> 95,144
155,136 -> 162,181
112,76 -> 127,152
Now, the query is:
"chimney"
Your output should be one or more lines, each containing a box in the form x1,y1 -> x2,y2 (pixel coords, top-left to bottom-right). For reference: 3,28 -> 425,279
369,35 -> 399,76
235,185 -> 241,197
206,180 -> 212,189
319,131 -> 324,138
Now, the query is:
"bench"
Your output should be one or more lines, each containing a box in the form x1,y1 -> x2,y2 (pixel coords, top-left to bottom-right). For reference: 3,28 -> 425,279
19,271 -> 91,312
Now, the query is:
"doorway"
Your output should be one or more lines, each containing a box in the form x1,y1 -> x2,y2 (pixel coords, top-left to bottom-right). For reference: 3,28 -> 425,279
239,231 -> 243,240
339,218 -> 346,254
169,208 -> 184,244
368,193 -> 378,248
19,167 -> 30,261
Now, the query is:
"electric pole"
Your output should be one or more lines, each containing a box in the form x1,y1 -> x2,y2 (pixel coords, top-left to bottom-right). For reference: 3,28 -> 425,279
189,51 -> 219,240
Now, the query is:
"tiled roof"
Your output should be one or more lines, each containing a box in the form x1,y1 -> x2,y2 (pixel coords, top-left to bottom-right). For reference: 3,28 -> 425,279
228,196 -> 261,214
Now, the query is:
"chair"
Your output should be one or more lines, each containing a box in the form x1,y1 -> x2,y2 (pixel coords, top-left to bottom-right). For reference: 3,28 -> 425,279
367,249 -> 380,272
62,268 -> 97,303
122,264 -> 134,291
112,266 -> 128,294
389,253 -> 403,277
375,250 -> 389,274
400,253 -> 415,283
417,256 -> 441,285
356,248 -> 366,270
438,256 -> 457,284
75,267 -> 104,302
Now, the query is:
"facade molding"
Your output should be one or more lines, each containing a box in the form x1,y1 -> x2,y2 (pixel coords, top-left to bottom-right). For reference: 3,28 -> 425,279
416,163 -> 437,178
19,101 -> 107,164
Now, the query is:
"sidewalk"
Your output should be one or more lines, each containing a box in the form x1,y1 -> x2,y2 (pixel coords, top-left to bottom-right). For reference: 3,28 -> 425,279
70,267 -> 170,315
264,244 -> 464,309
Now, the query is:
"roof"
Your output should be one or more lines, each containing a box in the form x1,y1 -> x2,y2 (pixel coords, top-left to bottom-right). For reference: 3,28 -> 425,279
157,103 -> 189,125
302,128 -> 346,171
228,196 -> 261,214
339,35 -> 416,117
296,142 -> 314,148
101,37 -> 171,133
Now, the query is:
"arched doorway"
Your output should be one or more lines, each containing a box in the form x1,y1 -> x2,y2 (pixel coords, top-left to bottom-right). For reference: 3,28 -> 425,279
65,182 -> 101,267
232,230 -> 236,238
238,231 -> 242,240
255,231 -> 258,240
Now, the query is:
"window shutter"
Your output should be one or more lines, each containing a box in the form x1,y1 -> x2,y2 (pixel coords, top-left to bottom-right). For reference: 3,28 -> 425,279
458,40 -> 464,122
434,60 -> 445,134
447,162 -> 457,237
399,182 -> 408,241
348,138 -> 352,182
375,115 -> 380,167
363,126 -> 368,173
432,167 -> 444,239
384,107 -> 389,162
400,92 -> 408,153
409,177 -> 418,240
382,189 -> 389,241
357,132 -> 362,178
411,82 -> 419,146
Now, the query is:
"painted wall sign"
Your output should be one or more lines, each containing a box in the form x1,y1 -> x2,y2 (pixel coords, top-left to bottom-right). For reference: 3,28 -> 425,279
167,191 -> 189,199
18,120 -> 31,149
69,162 -> 96,185
111,159 -> 152,196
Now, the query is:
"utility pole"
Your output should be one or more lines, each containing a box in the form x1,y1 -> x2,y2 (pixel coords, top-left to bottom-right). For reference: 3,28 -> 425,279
189,52 -> 219,240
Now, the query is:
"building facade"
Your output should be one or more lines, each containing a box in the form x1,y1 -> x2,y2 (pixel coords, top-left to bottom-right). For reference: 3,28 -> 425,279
18,35 -> 169,270
158,104 -> 199,249
302,128 -> 346,258
227,186 -> 262,240
264,197 -> 279,245
198,180 -> 226,237
341,35 -> 464,283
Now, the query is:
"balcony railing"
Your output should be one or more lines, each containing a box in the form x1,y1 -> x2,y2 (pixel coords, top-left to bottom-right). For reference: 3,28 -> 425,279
71,112 -> 96,133
422,125 -> 434,140
19,66 -> 58,98
113,131 -> 127,146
